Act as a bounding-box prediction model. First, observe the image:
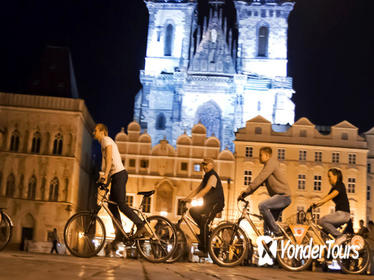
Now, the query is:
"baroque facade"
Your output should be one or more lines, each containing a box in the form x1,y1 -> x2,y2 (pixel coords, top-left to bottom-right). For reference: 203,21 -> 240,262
0,92 -> 95,247
134,0 -> 295,150
365,127 -> 374,221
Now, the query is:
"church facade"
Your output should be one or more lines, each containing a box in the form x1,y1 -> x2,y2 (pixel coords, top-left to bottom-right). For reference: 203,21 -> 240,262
134,0 -> 295,150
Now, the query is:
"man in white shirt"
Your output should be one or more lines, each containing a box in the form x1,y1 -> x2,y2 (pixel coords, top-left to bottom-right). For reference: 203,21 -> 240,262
93,123 -> 147,249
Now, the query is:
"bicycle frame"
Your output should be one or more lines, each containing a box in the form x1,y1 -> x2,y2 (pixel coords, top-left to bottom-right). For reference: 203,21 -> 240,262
176,207 -> 200,241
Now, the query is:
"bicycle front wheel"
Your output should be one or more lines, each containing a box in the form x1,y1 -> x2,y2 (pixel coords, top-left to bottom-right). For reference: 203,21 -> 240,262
0,212 -> 12,251
64,212 -> 106,258
136,215 -> 177,263
208,223 -> 248,267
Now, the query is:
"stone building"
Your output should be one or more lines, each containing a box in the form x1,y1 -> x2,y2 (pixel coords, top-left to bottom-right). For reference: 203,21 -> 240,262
134,0 -> 295,150
235,116 -> 368,233
365,127 -> 374,222
0,92 -> 95,248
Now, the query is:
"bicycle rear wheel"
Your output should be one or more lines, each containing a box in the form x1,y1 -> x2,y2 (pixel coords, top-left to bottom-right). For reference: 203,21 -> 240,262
208,223 -> 248,267
64,212 -> 106,258
0,212 -> 12,251
136,216 -> 177,263
339,237 -> 371,274
167,226 -> 187,263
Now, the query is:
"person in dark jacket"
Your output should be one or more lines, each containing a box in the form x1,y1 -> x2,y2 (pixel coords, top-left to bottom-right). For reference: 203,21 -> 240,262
50,228 -> 59,254
238,147 -> 291,236
183,158 -> 224,257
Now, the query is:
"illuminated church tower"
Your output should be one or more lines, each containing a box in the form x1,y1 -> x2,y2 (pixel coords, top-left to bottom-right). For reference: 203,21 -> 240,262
134,0 -> 295,150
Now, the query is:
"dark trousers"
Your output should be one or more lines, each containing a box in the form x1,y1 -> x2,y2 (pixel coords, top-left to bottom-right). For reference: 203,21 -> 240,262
108,170 -> 142,238
190,203 -> 222,252
50,240 -> 58,254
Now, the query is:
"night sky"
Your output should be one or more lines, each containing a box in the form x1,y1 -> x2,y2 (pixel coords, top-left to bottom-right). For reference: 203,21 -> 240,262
0,0 -> 372,138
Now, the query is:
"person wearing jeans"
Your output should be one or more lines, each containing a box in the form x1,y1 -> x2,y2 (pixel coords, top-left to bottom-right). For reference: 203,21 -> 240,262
312,168 -> 351,245
238,147 -> 291,236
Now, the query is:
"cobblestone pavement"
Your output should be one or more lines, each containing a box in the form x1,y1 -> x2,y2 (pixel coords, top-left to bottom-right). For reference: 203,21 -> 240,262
0,251 -> 372,280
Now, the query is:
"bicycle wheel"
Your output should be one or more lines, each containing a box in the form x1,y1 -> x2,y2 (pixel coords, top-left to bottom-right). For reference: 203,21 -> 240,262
208,223 -> 248,267
0,212 -> 12,251
339,237 -> 371,274
167,226 -> 187,263
276,230 -> 313,272
136,215 -> 177,263
64,212 -> 106,258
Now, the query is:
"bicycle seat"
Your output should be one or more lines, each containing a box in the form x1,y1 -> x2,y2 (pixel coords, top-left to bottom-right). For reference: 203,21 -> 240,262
137,190 -> 155,197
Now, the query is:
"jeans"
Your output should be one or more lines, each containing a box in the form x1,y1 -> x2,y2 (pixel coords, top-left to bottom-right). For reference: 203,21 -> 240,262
109,170 -> 143,238
258,195 -> 291,234
318,211 -> 350,237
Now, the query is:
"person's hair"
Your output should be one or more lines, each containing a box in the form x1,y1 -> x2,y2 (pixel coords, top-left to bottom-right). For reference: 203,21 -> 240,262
328,168 -> 343,185
96,123 -> 108,136
369,221 -> 374,226
260,146 -> 272,156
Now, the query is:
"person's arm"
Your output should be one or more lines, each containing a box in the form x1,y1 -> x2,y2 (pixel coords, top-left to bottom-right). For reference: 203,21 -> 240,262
314,190 -> 339,208
245,159 -> 276,194
195,176 -> 217,199
103,145 -> 112,184
183,183 -> 203,201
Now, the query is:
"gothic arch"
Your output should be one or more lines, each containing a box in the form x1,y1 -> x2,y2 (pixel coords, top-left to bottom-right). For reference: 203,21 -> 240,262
155,179 -> 175,213
6,173 -> 16,197
52,133 -> 63,155
195,100 -> 222,141
31,131 -> 41,153
10,129 -> 20,152
164,23 -> 174,56
28,175 -> 37,200
49,177 -> 59,201
155,113 -> 166,130
256,22 -> 269,57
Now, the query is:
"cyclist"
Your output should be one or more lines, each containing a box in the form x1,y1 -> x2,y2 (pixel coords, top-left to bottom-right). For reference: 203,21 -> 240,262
311,168 -> 350,245
238,146 -> 291,236
93,123 -> 147,249
183,158 -> 224,257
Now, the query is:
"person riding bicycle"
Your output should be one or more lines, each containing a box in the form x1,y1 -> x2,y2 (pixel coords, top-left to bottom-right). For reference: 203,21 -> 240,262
182,158 -> 224,257
238,146 -> 291,236
93,123 -> 147,250
310,168 -> 351,246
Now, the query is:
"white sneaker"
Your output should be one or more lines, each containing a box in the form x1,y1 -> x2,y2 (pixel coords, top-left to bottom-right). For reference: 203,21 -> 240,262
335,234 -> 347,246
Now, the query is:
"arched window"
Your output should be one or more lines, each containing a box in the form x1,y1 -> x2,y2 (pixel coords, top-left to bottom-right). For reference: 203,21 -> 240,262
257,26 -> 269,57
28,175 -> 37,200
49,177 -> 59,201
6,173 -> 16,197
164,24 -> 173,56
52,133 -> 63,155
155,113 -> 166,130
31,131 -> 41,153
10,130 -> 20,152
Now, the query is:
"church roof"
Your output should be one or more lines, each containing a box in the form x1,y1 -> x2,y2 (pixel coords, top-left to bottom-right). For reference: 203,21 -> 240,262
128,121 -> 141,132
191,122 -> 207,134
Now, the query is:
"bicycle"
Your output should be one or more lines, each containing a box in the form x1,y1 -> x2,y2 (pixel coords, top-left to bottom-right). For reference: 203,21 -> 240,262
167,200 -> 221,263
208,198 -> 313,271
64,183 -> 178,263
297,206 -> 371,274
0,208 -> 13,251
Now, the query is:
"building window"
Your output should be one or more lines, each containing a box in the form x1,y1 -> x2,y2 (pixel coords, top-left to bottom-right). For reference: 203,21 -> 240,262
254,11 -> 258,16
181,162 -> 188,171
314,152 -> 322,162
269,10 -> 274,17
255,127 -> 262,134
247,10 -> 252,16
277,149 -> 285,160
368,163 -> 372,173
298,174 -> 306,190
332,152 -> 340,163
31,131 -> 41,153
10,130 -> 20,152
348,153 -> 356,165
297,206 -> 305,223
312,207 -> 320,223
300,130 -> 307,137
313,175 -> 322,191
276,10 -> 281,17
245,146 -> 253,158
142,196 -> 151,213
257,26 -> 269,57
129,159 -> 136,167
367,186 -> 371,201
244,170 -> 252,186
257,101 -> 261,111
49,177 -> 59,201
125,195 -> 134,207
6,173 -> 16,197
27,175 -> 37,200
52,133 -> 63,155
299,150 -> 307,161
261,9 -> 266,17
194,164 -> 201,172
155,113 -> 166,130
177,199 -> 185,216
164,24 -> 173,56
140,159 -> 149,168
348,178 -> 356,193
341,133 -> 348,140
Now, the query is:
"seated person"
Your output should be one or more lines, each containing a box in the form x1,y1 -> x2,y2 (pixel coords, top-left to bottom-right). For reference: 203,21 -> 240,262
238,147 -> 291,236
183,158 -> 224,257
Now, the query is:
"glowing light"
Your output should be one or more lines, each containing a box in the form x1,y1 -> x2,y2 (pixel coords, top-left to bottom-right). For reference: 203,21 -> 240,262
191,198 -> 203,207
78,232 -> 84,239
160,211 -> 168,217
